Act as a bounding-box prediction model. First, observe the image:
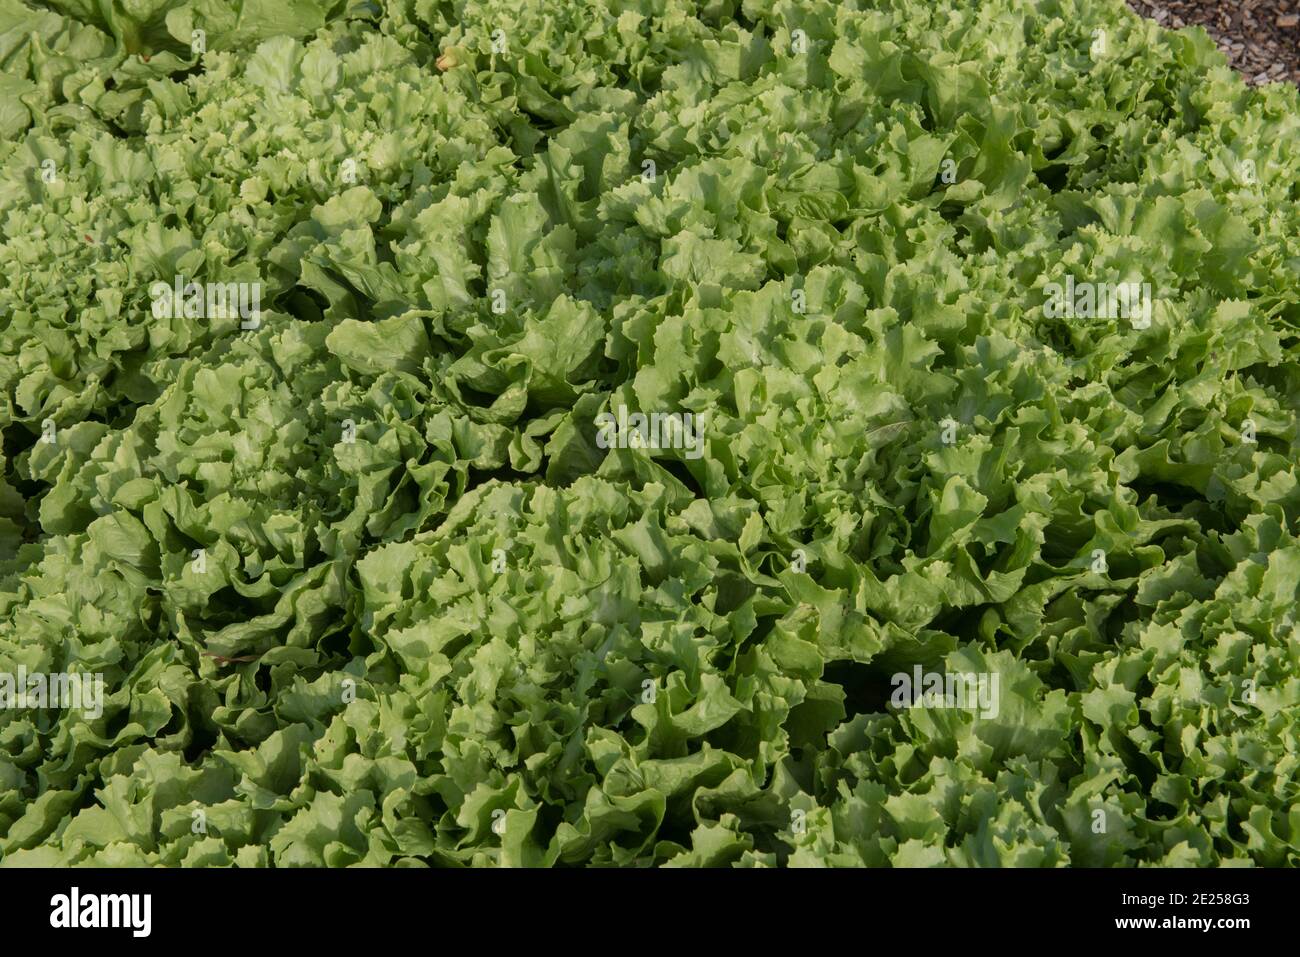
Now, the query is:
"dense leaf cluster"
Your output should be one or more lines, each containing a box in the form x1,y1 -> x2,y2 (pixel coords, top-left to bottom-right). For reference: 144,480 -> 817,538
1,0 -> 1298,865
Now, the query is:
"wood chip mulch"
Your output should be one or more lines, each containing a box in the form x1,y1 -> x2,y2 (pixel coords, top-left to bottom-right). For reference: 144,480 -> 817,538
1126,0 -> 1300,85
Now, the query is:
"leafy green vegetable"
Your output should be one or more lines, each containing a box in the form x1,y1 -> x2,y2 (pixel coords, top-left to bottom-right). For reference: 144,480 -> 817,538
2,0 -> 1299,866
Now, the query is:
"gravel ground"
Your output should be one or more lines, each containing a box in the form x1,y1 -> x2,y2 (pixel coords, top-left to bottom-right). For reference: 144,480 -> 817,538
1126,0 -> 1300,85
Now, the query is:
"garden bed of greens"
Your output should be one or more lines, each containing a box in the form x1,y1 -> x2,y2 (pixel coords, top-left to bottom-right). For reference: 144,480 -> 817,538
1,0 -> 1298,867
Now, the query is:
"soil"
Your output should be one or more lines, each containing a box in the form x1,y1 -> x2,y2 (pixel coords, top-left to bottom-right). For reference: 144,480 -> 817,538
1126,0 -> 1300,85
